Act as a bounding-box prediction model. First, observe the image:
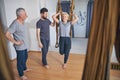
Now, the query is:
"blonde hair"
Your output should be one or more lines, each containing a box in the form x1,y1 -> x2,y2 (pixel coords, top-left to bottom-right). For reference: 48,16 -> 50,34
61,12 -> 70,22
62,12 -> 69,18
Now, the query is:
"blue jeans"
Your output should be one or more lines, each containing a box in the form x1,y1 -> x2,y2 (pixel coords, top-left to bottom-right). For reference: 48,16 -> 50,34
16,49 -> 28,77
41,39 -> 49,65
59,37 -> 71,63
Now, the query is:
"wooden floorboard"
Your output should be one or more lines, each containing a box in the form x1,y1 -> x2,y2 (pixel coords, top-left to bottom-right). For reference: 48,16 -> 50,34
11,51 -> 120,80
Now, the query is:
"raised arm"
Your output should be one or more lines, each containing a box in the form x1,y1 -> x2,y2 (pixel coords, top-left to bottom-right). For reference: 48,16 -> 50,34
71,14 -> 79,25
50,21 -> 56,27
52,13 -> 60,24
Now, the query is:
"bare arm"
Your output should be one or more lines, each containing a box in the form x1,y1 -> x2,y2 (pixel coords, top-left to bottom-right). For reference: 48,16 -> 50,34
52,13 -> 60,24
50,20 -> 56,27
36,28 -> 43,48
71,14 -> 79,25
5,31 -> 23,45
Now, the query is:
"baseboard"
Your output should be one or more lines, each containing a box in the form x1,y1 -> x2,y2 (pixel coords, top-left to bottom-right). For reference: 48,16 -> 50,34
111,62 -> 120,70
28,50 -> 41,53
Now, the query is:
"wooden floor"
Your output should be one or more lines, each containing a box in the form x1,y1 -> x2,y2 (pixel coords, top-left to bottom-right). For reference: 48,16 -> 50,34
11,51 -> 120,80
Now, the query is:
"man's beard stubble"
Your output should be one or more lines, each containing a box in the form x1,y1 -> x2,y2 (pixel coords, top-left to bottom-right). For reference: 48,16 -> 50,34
42,16 -> 47,19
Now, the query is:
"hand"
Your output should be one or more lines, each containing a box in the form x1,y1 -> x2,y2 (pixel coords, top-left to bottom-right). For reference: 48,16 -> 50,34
57,12 -> 61,16
60,11 -> 63,15
39,42 -> 43,48
15,41 -> 23,46
71,12 -> 75,16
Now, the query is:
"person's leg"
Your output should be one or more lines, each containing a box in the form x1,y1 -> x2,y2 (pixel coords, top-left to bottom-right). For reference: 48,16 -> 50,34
64,48 -> 70,64
23,49 -> 27,71
41,39 -> 48,66
59,37 -> 65,55
16,50 -> 28,79
23,49 -> 31,72
63,37 -> 71,68
46,40 -> 49,53
44,39 -> 50,69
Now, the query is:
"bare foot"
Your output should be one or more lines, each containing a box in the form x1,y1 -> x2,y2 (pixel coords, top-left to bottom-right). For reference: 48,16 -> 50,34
24,69 -> 31,73
44,65 -> 50,69
62,64 -> 67,69
20,75 -> 28,80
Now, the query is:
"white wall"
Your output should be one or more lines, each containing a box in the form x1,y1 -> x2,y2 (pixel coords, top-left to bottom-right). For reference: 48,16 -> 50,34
3,0 -> 40,59
111,46 -> 118,63
46,0 -> 57,46
3,0 -> 26,60
0,0 -> 7,30
26,0 -> 57,51
0,0 -> 14,59
74,0 -> 88,38
24,0 -> 40,51
1,0 -> 119,63
2,0 -> 57,59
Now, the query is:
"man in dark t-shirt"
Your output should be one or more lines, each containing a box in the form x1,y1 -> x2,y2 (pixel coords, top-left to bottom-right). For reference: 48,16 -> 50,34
36,8 -> 55,69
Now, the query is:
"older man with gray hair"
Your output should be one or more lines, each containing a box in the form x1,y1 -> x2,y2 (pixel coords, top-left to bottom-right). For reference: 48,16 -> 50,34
5,8 -> 30,80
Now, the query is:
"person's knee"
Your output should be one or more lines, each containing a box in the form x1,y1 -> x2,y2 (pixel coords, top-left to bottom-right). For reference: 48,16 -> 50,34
59,49 -> 64,55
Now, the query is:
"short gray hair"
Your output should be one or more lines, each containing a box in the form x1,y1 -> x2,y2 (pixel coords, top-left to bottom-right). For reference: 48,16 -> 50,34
16,8 -> 25,16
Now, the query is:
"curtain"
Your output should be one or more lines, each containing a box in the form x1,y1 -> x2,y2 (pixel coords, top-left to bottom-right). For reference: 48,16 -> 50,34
115,14 -> 120,63
86,0 -> 94,38
0,22 -> 15,80
82,0 -> 119,80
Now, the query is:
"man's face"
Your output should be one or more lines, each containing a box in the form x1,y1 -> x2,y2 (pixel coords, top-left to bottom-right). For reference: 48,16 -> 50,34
41,12 -> 48,19
20,10 -> 28,21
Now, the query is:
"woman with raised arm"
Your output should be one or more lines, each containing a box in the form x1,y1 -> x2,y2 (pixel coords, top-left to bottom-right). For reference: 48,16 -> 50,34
52,12 -> 78,68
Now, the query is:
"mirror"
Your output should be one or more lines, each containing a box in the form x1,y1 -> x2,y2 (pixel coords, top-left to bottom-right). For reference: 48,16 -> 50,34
1,0 -> 120,80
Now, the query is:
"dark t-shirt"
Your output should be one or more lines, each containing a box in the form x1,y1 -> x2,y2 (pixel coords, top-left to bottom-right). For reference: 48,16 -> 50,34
36,19 -> 51,40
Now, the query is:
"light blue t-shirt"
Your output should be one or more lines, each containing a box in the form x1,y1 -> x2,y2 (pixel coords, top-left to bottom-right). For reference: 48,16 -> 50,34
8,20 -> 27,50
59,21 -> 71,37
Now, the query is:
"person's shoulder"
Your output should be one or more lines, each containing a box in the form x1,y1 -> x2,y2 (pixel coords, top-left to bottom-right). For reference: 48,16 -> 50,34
8,20 -> 18,33
37,19 -> 41,22
10,20 -> 18,27
46,19 -> 51,22
46,18 -> 50,21
46,19 -> 51,24
36,19 -> 42,24
11,20 -> 18,25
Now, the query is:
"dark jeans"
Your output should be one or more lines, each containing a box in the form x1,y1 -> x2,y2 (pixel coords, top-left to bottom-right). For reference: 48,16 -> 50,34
41,39 -> 49,65
59,37 -> 71,64
16,49 -> 28,77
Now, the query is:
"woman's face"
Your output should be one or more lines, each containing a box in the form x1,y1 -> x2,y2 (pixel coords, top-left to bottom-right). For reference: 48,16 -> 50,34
62,14 -> 69,22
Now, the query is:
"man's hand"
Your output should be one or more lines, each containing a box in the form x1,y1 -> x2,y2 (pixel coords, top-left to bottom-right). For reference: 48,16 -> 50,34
39,42 -> 43,48
15,41 -> 23,46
